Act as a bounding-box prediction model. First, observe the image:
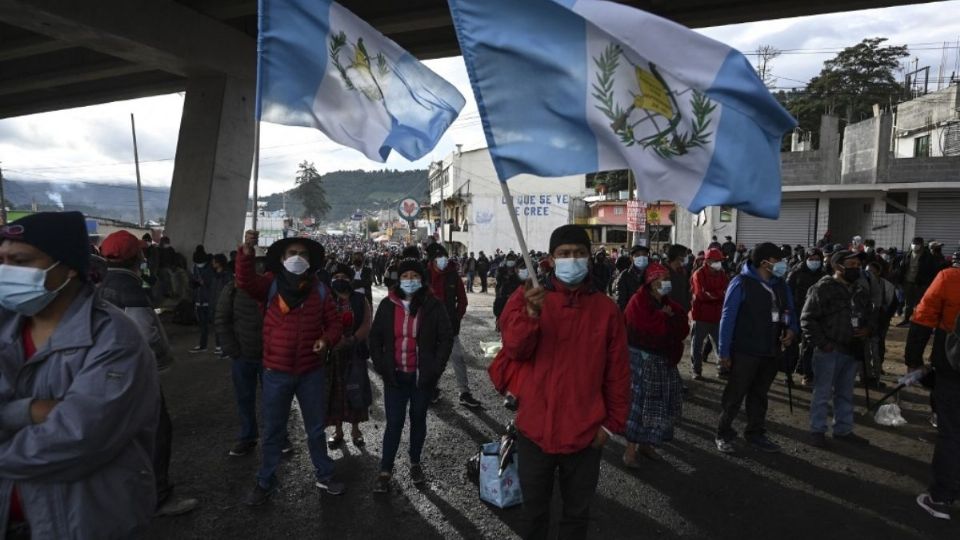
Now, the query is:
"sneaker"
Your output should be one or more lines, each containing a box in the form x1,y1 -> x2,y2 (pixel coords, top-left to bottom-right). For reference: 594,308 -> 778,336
409,464 -> 426,485
503,395 -> 518,411
315,478 -> 346,496
917,493 -> 952,520
747,435 -> 781,453
188,346 -> 207,353
215,346 -> 223,355
807,432 -> 828,448
155,496 -> 199,517
245,483 -> 275,506
459,392 -> 481,408
373,473 -> 391,494
834,432 -> 870,445
229,440 -> 257,457
715,438 -> 736,454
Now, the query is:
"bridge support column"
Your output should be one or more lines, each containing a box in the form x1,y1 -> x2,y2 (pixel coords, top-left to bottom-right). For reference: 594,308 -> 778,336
165,75 -> 254,257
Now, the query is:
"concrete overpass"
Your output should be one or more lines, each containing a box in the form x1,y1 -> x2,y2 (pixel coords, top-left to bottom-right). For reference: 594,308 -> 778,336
0,0 -> 945,254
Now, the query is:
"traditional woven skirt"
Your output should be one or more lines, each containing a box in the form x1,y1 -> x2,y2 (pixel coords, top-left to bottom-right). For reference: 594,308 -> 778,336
625,347 -> 683,445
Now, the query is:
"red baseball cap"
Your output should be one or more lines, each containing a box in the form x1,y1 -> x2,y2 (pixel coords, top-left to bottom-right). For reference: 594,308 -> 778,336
706,248 -> 724,261
100,230 -> 146,261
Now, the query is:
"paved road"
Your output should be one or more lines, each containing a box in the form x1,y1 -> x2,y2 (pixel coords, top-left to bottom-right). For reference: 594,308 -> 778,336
146,284 -> 953,539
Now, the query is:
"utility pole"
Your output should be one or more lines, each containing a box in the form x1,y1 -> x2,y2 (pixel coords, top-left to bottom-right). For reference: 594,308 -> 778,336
0,164 -> 7,225
130,114 -> 145,227
627,169 -> 635,247
438,161 -> 445,248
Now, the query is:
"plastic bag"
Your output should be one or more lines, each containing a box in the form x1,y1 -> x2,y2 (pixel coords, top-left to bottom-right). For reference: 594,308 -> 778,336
480,341 -> 502,359
479,441 -> 522,509
874,403 -> 907,426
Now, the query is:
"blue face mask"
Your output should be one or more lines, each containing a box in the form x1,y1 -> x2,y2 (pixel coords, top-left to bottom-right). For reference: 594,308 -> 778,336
633,256 -> 649,270
554,257 -> 589,285
771,260 -> 788,278
806,260 -> 822,272
434,257 -> 448,271
658,280 -> 673,296
0,262 -> 71,316
518,268 -> 530,281
399,279 -> 421,296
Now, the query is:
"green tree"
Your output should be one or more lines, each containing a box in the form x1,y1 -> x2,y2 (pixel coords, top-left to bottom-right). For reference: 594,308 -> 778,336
294,161 -> 330,221
781,38 -> 908,147
366,218 -> 380,233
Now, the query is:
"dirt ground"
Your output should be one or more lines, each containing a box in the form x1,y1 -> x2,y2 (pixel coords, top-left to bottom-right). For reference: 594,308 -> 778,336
145,284 -> 955,540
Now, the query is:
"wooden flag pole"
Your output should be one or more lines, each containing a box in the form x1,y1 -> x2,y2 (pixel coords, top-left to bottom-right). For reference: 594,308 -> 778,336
251,120 -> 261,231
499,181 -> 539,286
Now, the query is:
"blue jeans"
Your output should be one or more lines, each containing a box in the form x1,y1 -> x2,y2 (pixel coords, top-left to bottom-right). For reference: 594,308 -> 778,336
380,371 -> 430,473
810,349 -> 860,435
231,358 -> 262,442
466,272 -> 475,292
258,367 -> 334,488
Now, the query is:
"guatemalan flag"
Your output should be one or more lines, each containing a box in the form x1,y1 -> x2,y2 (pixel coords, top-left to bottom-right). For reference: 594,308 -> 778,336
448,0 -> 797,218
257,0 -> 465,162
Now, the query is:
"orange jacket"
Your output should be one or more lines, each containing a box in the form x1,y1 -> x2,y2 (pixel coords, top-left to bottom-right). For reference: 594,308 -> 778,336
911,267 -> 960,331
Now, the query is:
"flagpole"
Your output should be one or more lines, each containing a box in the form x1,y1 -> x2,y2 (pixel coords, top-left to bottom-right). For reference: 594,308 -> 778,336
499,181 -> 539,286
252,120 -> 260,232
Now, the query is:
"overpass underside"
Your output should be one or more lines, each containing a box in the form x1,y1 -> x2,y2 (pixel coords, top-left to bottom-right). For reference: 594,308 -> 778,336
0,0 -> 944,254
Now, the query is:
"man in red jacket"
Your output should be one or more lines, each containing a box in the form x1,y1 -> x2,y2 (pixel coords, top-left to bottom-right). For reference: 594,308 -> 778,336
236,231 -> 344,505
500,225 -> 630,540
690,248 -> 730,380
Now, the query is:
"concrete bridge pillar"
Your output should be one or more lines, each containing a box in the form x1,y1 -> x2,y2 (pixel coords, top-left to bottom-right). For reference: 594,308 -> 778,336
164,75 -> 254,257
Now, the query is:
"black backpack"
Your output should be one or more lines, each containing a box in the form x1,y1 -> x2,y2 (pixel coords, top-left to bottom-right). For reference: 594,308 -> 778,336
946,312 -> 960,372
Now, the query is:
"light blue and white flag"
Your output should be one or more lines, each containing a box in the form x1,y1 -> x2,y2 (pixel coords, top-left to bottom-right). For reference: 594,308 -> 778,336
448,0 -> 797,218
257,0 -> 465,162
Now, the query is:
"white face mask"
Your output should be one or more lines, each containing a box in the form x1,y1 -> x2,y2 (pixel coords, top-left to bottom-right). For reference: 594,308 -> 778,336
518,268 -> 530,280
435,256 -> 449,270
0,262 -> 71,316
709,261 -> 723,271
283,255 -> 309,275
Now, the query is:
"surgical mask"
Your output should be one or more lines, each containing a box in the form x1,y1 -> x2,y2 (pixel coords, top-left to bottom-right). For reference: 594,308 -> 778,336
283,255 -> 309,275
657,280 -> 673,296
633,256 -> 648,270
554,257 -> 589,285
518,268 -> 530,281
806,260 -> 822,272
195,262 -> 207,268
911,244 -> 920,252
331,279 -> 351,295
435,256 -> 449,270
709,261 -> 723,271
505,260 -> 516,268
0,262 -> 71,316
770,260 -> 788,278
400,279 -> 421,295
843,268 -> 861,283
865,246 -> 874,253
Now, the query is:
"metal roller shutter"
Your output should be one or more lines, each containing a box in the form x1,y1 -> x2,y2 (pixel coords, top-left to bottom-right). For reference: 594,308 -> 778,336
916,192 -> 960,249
736,199 -> 818,249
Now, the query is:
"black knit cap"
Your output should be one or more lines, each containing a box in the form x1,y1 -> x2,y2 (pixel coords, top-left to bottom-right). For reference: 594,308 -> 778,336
0,211 -> 90,279
425,242 -> 448,259
397,257 -> 425,279
549,224 -> 591,255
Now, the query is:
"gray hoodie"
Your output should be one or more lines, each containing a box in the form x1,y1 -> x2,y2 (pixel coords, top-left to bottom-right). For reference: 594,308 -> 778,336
0,286 -> 160,539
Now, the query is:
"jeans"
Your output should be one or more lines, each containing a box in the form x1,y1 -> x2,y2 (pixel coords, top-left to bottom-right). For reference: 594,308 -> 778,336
930,371 -> 960,503
195,303 -> 211,348
516,433 -> 601,540
466,272 -> 475,292
449,335 -> 470,394
796,339 -> 815,379
903,282 -> 926,322
690,321 -> 719,374
717,352 -> 779,441
232,358 -> 262,442
380,371 -> 430,473
810,349 -> 860,435
257,367 -> 334,488
154,387 -> 173,506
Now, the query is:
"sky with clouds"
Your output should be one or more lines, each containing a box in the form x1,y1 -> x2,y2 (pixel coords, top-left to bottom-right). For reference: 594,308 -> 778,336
1,1 -> 959,199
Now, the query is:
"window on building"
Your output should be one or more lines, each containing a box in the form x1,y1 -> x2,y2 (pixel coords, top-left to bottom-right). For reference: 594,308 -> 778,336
614,206 -> 625,215
914,135 -> 931,158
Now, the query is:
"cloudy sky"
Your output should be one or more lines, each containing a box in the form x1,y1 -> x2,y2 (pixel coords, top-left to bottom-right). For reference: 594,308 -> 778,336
2,1 -> 960,200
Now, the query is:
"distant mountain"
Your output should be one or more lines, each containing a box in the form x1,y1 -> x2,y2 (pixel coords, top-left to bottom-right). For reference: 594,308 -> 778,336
2,178 -> 170,224
260,169 -> 428,223
3,168 -> 428,225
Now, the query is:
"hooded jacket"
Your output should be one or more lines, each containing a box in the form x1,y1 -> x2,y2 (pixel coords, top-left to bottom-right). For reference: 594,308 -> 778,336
214,279 -> 264,361
99,267 -> 174,370
0,286 -> 159,539
625,285 -> 690,364
690,265 -> 729,323
499,276 -> 630,454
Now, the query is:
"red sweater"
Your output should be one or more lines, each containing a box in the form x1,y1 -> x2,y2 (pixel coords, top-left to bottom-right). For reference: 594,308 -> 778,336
690,266 -> 729,323
235,249 -> 342,374
625,286 -> 690,365
499,278 -> 630,454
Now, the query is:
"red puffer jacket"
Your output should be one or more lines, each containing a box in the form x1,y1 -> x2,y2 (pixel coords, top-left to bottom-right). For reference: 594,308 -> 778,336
235,249 -> 342,374
625,286 -> 690,365
690,266 -> 729,323
499,277 -> 630,454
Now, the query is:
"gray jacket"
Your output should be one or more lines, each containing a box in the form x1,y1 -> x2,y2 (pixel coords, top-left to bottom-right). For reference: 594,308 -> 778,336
99,268 -> 174,370
0,286 -> 160,539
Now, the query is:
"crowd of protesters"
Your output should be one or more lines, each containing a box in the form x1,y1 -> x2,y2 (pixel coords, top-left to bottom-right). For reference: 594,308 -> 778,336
1,211 -> 958,539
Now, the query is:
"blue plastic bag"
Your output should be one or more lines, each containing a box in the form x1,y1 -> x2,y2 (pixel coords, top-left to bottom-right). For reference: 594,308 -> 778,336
479,441 -> 522,509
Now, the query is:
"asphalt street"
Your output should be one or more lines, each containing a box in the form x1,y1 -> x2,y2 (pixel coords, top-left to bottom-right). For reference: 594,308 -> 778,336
145,283 -> 953,540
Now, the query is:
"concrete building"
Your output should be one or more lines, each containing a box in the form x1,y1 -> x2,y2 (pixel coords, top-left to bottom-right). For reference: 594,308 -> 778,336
428,147 -> 590,255
673,83 -> 960,254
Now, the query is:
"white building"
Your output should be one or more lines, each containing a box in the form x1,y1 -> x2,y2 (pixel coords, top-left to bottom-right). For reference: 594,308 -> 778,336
428,147 -> 592,255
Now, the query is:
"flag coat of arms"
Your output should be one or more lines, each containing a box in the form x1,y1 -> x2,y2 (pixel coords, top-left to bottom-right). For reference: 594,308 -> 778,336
257,0 -> 466,162
447,0 -> 797,218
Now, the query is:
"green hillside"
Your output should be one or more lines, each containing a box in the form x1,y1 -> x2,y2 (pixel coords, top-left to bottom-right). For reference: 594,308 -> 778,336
261,168 -> 427,223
